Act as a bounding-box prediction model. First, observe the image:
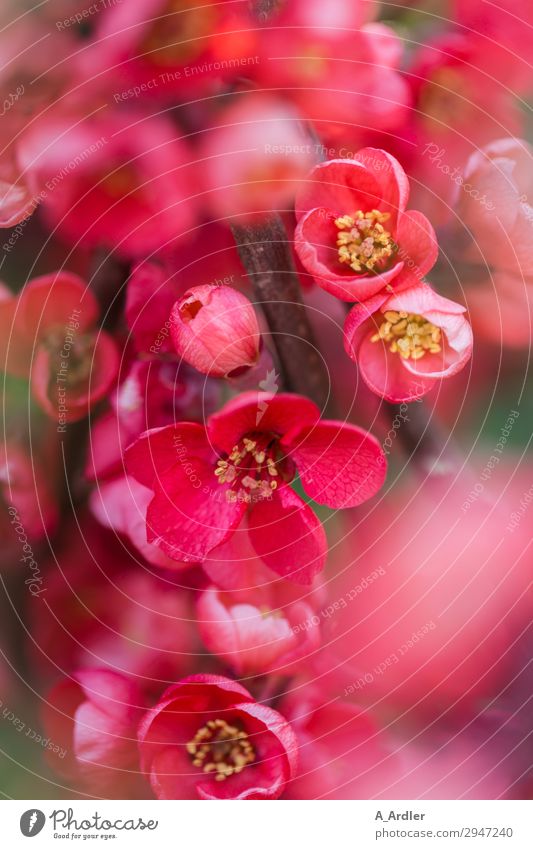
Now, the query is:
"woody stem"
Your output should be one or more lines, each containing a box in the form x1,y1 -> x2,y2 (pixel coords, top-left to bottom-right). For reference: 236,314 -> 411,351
231,215 -> 331,411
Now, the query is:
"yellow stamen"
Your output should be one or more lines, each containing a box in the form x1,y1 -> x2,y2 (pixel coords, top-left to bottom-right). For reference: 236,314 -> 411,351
187,719 -> 256,782
371,311 -> 442,360
335,210 -> 396,273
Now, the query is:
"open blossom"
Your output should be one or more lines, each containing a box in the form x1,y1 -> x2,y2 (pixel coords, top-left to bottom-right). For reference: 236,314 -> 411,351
42,669 -> 148,798
0,273 -> 118,422
17,111 -> 197,257
138,675 -> 297,799
294,151 -> 438,302
125,392 -> 386,583
170,285 -> 261,378
344,282 -> 473,402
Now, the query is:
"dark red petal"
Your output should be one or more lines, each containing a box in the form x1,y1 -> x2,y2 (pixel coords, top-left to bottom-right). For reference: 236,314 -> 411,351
248,486 -> 327,584
208,392 -> 320,453
283,420 -> 387,508
146,462 -> 246,562
147,747 -> 201,800
125,422 -> 211,489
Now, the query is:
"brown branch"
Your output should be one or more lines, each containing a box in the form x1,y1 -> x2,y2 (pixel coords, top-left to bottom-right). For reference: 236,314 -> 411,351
232,215 -> 330,410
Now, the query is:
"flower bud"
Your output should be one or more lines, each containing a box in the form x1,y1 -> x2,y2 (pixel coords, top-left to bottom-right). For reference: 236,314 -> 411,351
170,284 -> 260,377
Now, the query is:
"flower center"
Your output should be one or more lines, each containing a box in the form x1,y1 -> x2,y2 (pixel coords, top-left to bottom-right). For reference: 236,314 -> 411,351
187,718 -> 255,782
335,210 -> 396,274
419,67 -> 469,129
371,310 -> 442,360
141,0 -> 214,65
44,330 -> 95,387
214,433 -> 292,503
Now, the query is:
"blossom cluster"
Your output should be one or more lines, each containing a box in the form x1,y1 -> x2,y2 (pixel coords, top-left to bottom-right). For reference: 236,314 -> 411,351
0,0 -> 531,803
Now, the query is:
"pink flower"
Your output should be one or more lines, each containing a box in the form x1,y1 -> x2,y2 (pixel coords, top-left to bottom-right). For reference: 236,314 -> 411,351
18,111 -> 197,257
344,282 -> 473,402
295,151 -> 438,302
200,94 -> 317,220
0,273 -> 118,422
455,138 -> 533,348
459,139 -> 533,276
125,392 -> 387,583
255,10 -> 409,137
451,2 -> 533,94
196,578 -> 320,677
170,284 -> 261,378
42,669 -> 148,798
138,674 -> 297,799
82,0 -> 256,98
405,34 -> 524,223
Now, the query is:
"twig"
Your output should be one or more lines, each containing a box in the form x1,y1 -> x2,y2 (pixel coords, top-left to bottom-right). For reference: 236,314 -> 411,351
232,215 -> 330,410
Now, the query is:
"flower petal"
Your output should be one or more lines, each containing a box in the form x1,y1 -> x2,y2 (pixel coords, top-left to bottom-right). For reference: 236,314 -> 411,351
125,423 -> 212,489
283,421 -> 387,508
357,330 -> 435,402
394,210 -> 438,288
295,158 -> 383,220
208,392 -> 320,453
295,208 -> 404,302
248,486 -> 327,584
146,461 -> 246,562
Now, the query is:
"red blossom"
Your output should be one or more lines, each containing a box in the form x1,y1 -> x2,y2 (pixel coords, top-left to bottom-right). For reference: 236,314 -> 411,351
0,273 -> 118,422
138,674 -> 297,799
344,282 -> 473,402
295,150 -> 438,302
125,392 -> 386,583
